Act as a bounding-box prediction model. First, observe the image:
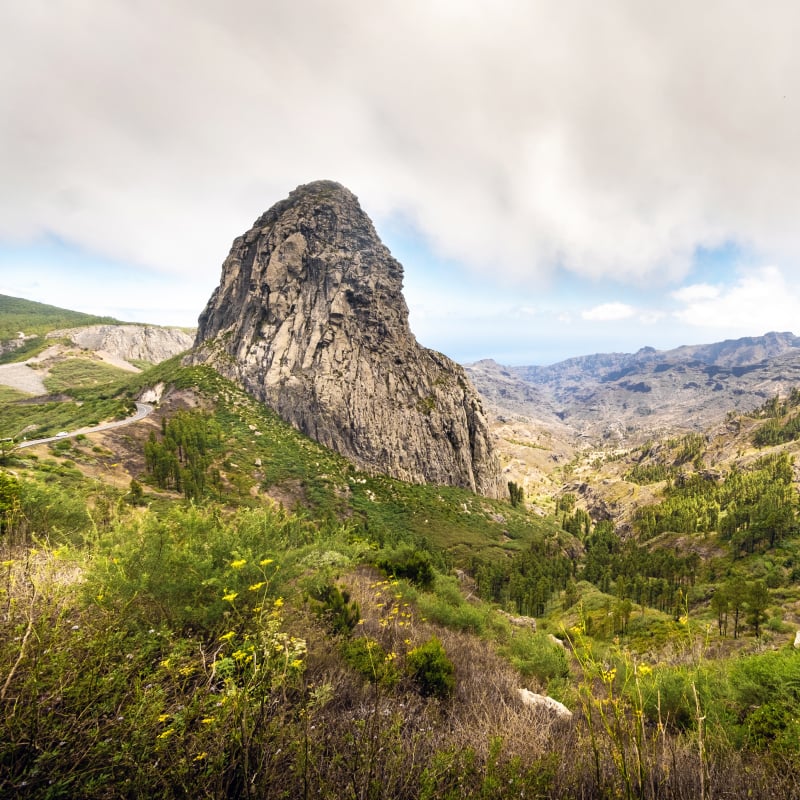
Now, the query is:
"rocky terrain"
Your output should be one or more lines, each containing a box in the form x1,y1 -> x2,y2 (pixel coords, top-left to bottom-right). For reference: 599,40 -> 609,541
467,331 -> 800,446
0,323 -> 194,396
53,324 -> 194,367
192,180 -> 502,496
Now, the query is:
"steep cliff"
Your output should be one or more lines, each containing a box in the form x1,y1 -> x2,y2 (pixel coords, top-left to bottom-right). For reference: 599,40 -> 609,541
192,180 -> 502,496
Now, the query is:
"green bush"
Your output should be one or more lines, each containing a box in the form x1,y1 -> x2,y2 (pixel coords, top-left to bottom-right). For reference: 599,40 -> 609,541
416,576 -> 488,635
376,543 -> 435,588
640,669 -> 695,731
340,635 -> 399,687
727,649 -> 800,751
88,504 -> 286,632
310,582 -> 361,635
406,636 -> 455,699
505,631 -> 569,684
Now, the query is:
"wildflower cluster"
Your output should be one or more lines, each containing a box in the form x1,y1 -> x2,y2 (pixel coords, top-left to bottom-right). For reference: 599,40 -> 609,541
220,555 -> 278,610
213,597 -> 307,693
369,578 -> 415,641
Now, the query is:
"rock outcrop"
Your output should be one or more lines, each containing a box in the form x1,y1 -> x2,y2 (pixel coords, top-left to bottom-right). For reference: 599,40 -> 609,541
518,688 -> 573,720
52,325 -> 194,364
192,180 -> 502,496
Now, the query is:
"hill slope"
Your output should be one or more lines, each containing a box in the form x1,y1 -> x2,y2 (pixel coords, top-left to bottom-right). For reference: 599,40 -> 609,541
2,327 -> 800,797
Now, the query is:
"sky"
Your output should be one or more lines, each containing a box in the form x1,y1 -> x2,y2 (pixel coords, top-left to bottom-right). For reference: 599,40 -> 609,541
1,1 -> 800,366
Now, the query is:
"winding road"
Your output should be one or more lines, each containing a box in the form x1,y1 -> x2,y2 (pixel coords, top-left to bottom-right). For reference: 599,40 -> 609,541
15,402 -> 155,449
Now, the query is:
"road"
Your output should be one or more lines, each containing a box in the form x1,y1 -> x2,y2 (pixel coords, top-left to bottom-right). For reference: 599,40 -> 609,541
15,402 -> 155,449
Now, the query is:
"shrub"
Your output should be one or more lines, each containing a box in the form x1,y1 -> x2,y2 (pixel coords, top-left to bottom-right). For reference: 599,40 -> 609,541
376,543 -> 434,588
406,636 -> 455,699
416,576 -> 488,635
340,636 -> 399,687
505,631 -> 570,684
310,582 -> 361,635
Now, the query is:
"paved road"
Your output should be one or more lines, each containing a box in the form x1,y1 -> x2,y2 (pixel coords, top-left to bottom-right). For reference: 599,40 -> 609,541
15,402 -> 155,449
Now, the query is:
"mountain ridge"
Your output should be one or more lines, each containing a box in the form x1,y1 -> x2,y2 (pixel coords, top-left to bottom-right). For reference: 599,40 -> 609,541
467,331 -> 800,443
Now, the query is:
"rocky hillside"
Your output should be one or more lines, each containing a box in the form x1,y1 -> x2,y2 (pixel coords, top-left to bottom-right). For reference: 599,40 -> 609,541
468,332 -> 800,444
192,180 -> 502,496
53,324 -> 194,366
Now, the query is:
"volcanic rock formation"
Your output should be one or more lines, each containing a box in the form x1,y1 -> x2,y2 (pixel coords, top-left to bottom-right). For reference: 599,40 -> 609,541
192,180 -> 502,496
53,325 -> 194,364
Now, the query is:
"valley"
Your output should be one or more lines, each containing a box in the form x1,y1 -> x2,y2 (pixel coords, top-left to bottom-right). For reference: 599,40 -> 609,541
2,292 -> 800,799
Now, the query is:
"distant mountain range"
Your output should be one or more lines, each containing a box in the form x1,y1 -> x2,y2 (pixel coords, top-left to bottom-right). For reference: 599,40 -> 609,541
466,332 -> 800,442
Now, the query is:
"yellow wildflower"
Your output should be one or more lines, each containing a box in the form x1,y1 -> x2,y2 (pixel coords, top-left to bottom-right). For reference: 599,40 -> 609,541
157,728 -> 175,740
222,589 -> 238,603
194,751 -> 208,761
259,558 -> 274,566
158,713 -> 170,723
201,717 -> 215,725
248,581 -> 266,591
601,667 -> 617,684
273,597 -> 284,609
230,559 -> 247,569
219,630 -> 236,642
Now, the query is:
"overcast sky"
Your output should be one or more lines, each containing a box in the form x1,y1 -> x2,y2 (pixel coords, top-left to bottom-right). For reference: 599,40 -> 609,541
2,1 -> 800,365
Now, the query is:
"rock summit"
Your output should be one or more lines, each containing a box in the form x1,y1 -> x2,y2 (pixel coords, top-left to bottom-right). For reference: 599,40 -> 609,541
192,180 -> 502,496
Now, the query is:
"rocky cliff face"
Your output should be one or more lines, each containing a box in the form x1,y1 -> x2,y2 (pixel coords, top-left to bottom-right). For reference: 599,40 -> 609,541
192,180 -> 502,496
53,325 -> 194,364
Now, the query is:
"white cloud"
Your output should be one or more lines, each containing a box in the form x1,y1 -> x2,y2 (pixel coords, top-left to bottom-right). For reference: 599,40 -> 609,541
672,284 -> 721,303
638,310 -> 666,325
1,0 -> 799,290
672,266 -> 800,332
582,302 -> 636,322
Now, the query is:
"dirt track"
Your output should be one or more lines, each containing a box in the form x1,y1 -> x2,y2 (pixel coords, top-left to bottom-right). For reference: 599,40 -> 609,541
0,363 -> 47,394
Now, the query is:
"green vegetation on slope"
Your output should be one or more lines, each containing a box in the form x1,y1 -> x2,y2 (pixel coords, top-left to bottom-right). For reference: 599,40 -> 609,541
0,294 -> 123,364
0,293 -> 122,340
2,358 -> 800,798
43,358 -> 133,394
126,359 -> 554,567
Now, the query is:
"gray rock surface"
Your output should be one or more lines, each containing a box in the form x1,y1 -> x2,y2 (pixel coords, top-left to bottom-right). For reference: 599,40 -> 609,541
518,688 -> 573,719
467,333 -> 800,444
192,180 -> 502,496
53,325 -> 194,364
